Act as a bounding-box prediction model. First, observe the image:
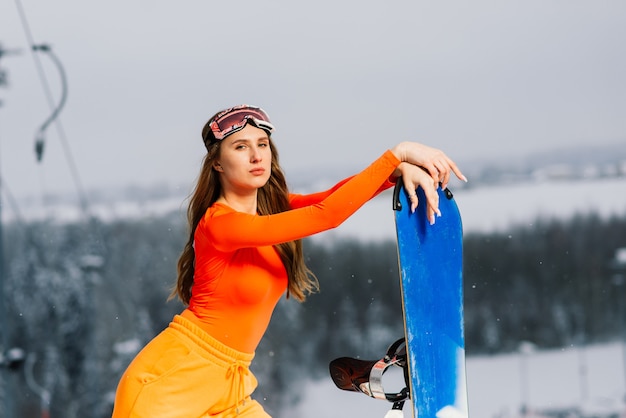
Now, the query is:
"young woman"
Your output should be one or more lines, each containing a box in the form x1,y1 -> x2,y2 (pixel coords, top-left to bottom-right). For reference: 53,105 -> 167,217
112,104 -> 466,417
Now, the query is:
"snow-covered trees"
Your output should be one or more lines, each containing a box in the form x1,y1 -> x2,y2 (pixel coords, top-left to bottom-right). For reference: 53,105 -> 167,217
1,212 -> 624,417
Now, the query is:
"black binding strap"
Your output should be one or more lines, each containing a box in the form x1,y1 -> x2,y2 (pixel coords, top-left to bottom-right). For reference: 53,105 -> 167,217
329,338 -> 409,403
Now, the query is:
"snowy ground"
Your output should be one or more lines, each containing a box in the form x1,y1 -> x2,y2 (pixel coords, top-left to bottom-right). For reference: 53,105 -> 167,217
284,341 -> 626,418
316,176 -> 626,241
8,172 -> 626,417
7,176 -> 626,237
289,177 -> 626,417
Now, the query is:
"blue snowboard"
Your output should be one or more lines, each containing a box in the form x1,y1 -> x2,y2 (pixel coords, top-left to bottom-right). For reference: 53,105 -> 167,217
393,183 -> 468,418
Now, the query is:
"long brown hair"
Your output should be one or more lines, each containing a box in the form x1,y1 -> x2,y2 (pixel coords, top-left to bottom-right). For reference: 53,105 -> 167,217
170,115 -> 318,305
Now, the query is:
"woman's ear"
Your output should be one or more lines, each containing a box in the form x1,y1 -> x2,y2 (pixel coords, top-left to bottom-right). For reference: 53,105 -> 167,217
213,162 -> 223,172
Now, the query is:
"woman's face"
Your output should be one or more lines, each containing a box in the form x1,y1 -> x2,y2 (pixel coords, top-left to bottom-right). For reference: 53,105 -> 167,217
214,124 -> 273,194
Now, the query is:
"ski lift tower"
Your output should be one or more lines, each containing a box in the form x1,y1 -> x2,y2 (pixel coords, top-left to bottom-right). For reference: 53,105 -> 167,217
0,42 -> 25,418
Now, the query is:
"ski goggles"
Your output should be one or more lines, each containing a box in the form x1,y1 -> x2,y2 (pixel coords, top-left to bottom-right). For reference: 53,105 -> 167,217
207,105 -> 275,142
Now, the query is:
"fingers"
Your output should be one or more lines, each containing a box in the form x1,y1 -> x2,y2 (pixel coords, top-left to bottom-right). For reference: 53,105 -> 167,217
411,157 -> 455,190
406,187 -> 440,224
445,158 -> 468,185
451,161 -> 468,184
403,173 -> 440,224
395,142 -> 467,224
419,161 -> 440,184
432,157 -> 467,190
396,142 -> 468,189
423,185 -> 441,225
406,191 -> 418,214
431,160 -> 450,189
402,174 -> 418,213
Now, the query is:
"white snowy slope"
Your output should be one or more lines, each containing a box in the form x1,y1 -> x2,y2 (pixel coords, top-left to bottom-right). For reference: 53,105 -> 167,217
6,176 -> 625,238
316,176 -> 626,242
7,176 -> 625,417
284,342 -> 626,418
284,177 -> 626,418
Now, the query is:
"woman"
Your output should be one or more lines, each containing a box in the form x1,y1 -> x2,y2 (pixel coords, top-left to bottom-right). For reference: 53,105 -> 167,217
112,104 -> 466,417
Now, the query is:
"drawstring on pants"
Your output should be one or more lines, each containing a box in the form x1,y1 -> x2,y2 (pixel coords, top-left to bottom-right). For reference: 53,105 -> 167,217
227,360 -> 249,414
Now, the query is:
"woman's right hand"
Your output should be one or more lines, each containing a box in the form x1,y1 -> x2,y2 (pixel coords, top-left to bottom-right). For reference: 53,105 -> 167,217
392,162 -> 441,223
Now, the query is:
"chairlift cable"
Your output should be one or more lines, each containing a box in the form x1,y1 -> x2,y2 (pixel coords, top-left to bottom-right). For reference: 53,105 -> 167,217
13,0 -> 91,217
12,0 -> 108,271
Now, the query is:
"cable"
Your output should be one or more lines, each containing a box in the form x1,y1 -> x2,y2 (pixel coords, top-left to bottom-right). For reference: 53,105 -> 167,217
32,45 -> 68,163
12,0 -> 109,289
13,0 -> 91,217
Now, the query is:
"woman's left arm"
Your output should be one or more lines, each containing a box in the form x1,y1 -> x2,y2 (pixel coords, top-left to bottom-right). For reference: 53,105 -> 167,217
289,177 -> 394,209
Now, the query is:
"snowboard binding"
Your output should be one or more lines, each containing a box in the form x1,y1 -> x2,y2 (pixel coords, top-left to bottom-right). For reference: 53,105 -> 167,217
329,338 -> 410,414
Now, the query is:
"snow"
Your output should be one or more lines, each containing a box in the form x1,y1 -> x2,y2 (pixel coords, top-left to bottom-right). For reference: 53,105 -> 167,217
5,177 -> 625,240
294,177 -> 626,417
5,172 -> 626,417
284,342 -> 626,418
316,176 -> 626,242
112,338 -> 142,356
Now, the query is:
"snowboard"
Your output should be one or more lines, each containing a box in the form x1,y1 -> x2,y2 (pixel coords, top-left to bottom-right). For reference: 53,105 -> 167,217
392,182 -> 468,418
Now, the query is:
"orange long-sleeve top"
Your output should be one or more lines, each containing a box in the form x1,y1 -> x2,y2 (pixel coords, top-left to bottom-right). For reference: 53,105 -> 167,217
188,150 -> 401,353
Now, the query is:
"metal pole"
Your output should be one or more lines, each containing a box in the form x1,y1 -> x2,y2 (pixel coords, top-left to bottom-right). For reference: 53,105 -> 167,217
0,43 -> 27,418
0,165 -> 11,418
0,40 -> 13,418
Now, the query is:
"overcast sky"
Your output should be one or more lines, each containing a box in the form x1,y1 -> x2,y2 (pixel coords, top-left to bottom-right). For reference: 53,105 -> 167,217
1,0 -> 625,202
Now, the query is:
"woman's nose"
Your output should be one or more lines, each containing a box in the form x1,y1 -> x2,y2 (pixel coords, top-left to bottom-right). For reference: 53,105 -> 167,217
250,146 -> 262,162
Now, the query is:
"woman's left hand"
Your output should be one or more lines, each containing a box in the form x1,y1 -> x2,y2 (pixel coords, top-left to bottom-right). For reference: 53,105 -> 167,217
392,162 -> 442,224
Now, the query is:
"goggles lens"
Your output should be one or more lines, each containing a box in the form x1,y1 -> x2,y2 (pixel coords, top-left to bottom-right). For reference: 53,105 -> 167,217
208,105 -> 274,142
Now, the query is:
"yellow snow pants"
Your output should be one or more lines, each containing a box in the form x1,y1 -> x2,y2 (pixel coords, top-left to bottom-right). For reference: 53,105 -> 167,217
112,310 -> 271,418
